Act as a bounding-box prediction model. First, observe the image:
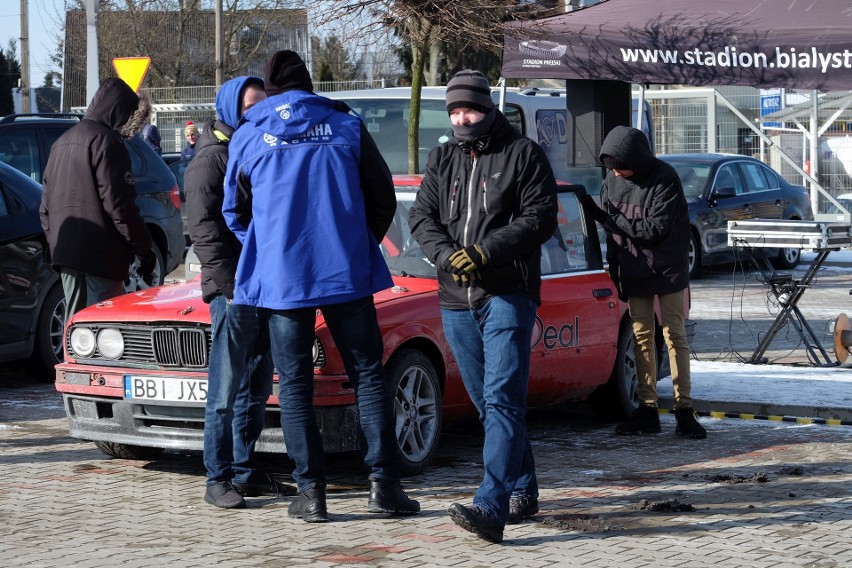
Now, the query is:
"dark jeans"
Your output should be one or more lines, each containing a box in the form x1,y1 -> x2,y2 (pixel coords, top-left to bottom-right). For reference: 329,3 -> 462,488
264,295 -> 399,491
441,294 -> 539,525
203,295 -> 274,486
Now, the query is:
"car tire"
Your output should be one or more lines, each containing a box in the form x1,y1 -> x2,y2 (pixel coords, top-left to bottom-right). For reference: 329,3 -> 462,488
688,232 -> 701,279
28,284 -> 66,382
386,348 -> 442,476
772,246 -> 801,269
125,245 -> 165,293
589,321 -> 639,420
93,441 -> 164,460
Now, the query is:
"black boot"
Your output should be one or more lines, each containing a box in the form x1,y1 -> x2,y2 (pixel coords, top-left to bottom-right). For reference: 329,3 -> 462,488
288,486 -> 328,522
615,404 -> 661,435
367,480 -> 420,515
675,407 -> 707,439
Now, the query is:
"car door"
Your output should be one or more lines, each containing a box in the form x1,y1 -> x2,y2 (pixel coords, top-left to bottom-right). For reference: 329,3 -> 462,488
0,181 -> 50,357
702,162 -> 754,255
737,160 -> 784,220
528,189 -> 620,405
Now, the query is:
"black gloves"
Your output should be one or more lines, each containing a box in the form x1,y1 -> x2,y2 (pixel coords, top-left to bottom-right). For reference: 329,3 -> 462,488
138,251 -> 157,286
449,244 -> 487,275
581,192 -> 608,224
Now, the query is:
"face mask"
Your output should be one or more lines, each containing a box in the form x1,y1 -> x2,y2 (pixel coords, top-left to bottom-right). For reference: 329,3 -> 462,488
451,107 -> 497,142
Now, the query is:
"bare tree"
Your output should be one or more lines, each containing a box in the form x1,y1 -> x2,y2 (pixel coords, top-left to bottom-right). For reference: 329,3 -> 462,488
298,1 -> 556,173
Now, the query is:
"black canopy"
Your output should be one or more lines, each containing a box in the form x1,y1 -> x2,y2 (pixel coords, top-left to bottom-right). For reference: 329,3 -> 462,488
503,0 -> 852,91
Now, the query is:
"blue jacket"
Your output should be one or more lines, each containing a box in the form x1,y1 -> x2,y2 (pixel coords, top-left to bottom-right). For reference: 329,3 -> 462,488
223,90 -> 396,309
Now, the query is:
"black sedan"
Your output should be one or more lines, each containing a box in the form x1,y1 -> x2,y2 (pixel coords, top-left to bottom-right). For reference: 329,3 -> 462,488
0,162 -> 65,379
659,154 -> 813,277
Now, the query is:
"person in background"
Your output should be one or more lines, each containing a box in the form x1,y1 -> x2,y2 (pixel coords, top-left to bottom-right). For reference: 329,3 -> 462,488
141,122 -> 162,155
39,78 -> 156,318
223,50 -> 419,523
408,69 -> 558,544
581,125 -> 706,440
185,76 -> 296,509
181,121 -> 199,160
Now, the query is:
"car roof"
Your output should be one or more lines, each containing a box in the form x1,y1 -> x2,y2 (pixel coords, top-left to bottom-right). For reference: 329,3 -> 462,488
0,113 -> 82,125
658,153 -> 757,163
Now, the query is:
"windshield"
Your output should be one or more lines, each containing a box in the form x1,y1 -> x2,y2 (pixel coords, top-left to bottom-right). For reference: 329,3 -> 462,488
335,98 -> 452,174
382,193 -> 436,278
665,161 -> 712,198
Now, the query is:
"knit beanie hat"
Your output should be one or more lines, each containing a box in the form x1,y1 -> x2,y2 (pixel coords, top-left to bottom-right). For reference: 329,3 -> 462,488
263,50 -> 314,96
184,121 -> 199,137
446,70 -> 494,114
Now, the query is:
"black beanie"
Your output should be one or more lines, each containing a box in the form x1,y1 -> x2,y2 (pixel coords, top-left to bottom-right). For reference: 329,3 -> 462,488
263,50 -> 314,96
446,70 -> 494,114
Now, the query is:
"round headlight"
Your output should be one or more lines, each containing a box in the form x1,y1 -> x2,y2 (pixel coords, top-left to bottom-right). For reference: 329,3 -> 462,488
96,328 -> 125,359
70,327 -> 96,358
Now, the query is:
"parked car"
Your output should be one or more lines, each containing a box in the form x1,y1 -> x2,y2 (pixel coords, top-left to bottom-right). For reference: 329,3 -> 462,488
0,162 -> 65,378
166,158 -> 191,244
54,179 -> 691,473
0,114 -> 185,289
659,153 -> 813,277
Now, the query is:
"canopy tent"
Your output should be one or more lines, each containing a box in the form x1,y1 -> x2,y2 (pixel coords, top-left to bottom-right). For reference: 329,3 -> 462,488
503,0 -> 852,91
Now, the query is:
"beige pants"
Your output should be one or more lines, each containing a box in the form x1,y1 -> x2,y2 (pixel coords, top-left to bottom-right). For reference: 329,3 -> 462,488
628,290 -> 692,409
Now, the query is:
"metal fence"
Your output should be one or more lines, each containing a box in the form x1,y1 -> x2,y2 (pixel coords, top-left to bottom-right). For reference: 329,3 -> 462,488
641,86 -> 852,216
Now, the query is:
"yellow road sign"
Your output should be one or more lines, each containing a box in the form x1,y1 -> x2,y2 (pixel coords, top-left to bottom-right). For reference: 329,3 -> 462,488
112,57 -> 151,92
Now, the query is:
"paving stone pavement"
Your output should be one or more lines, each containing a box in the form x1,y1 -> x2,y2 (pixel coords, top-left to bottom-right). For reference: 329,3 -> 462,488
1,381 -> 851,568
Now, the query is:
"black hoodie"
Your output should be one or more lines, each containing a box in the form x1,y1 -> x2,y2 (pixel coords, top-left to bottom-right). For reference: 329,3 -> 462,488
598,125 -> 690,297
39,77 -> 152,281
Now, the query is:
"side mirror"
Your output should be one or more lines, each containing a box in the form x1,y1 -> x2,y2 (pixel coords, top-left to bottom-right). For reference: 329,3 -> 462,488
712,186 -> 736,199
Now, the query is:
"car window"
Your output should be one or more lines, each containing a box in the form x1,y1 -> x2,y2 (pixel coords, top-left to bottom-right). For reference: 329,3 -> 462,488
714,164 -> 745,195
667,162 -> 711,198
336,98 -> 452,174
542,192 -> 589,275
503,104 -> 523,135
535,108 -> 569,182
0,129 -> 40,182
43,127 -> 68,156
0,186 -> 8,217
739,162 -> 773,192
125,138 -> 144,175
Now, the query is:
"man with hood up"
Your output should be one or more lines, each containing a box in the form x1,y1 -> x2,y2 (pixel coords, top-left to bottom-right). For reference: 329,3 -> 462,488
581,125 -> 706,440
40,77 -> 156,317
223,50 -> 419,522
185,76 -> 296,509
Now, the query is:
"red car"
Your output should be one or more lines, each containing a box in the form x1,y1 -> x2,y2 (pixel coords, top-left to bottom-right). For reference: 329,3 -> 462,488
55,179 -> 682,474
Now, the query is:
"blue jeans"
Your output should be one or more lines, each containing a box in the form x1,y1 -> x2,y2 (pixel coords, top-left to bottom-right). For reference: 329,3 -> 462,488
442,294 -> 539,525
265,295 -> 399,491
203,295 -> 274,486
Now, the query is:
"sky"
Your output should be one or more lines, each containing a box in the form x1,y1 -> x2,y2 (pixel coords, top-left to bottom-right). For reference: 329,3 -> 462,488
0,0 -> 65,84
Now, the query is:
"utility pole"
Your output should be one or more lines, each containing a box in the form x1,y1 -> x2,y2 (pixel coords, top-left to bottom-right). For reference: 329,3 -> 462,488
20,0 -> 30,112
215,0 -> 223,87
85,0 -> 100,105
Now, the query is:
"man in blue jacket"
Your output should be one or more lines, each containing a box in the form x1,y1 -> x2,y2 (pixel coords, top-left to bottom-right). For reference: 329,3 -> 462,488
186,76 -> 296,509
223,50 -> 419,522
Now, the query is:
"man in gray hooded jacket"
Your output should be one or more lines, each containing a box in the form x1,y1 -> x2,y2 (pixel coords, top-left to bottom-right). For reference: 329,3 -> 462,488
582,125 -> 706,439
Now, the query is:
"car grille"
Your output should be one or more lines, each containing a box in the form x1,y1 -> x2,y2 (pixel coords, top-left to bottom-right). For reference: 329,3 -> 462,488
66,323 -> 212,369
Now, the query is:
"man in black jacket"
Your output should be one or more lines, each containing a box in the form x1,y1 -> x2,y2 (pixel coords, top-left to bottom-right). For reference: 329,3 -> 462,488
40,77 -> 156,317
185,76 -> 295,509
409,70 -> 558,543
582,125 -> 706,439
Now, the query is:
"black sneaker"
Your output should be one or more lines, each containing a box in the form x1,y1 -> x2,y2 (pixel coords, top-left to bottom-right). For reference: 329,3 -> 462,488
615,404 -> 661,435
507,495 -> 539,524
675,407 -> 707,439
232,475 -> 297,498
204,481 -> 246,509
367,480 -> 420,515
447,502 -> 504,544
287,486 -> 328,523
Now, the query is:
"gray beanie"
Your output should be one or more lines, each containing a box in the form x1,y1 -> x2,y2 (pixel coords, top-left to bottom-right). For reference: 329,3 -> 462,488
446,70 -> 494,114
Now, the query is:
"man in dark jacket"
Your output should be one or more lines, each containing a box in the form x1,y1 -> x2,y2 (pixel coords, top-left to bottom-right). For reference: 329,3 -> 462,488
409,70 -> 558,543
185,76 -> 295,509
40,77 -> 156,317
223,50 -> 419,522
582,125 -> 706,439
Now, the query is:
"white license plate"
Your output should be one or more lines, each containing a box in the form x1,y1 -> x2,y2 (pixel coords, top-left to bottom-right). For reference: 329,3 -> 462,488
124,376 -> 208,403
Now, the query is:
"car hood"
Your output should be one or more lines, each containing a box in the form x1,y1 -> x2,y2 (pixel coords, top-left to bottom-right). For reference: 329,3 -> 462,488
67,275 -> 438,328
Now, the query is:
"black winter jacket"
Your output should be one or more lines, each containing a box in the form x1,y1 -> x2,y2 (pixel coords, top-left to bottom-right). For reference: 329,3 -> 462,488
184,119 -> 241,302
598,125 -> 690,297
409,111 -> 558,309
39,77 -> 152,281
